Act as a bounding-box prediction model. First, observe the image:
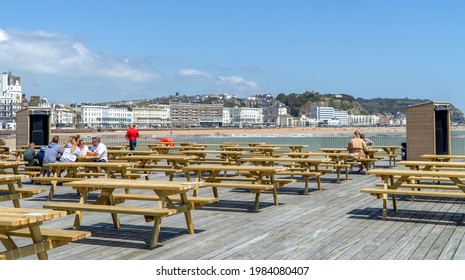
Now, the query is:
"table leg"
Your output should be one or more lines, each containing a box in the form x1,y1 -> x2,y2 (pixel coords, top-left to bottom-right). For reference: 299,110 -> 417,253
180,192 -> 194,234
29,224 -> 48,260
7,182 -> 20,208
149,218 -> 162,249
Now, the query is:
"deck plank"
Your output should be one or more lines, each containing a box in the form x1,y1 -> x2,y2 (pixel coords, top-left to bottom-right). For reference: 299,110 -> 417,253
3,158 -> 465,260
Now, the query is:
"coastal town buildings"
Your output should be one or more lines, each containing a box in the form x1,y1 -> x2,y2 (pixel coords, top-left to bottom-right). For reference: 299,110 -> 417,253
1,71 -> 415,129
131,105 -> 170,128
0,72 -> 23,129
223,107 -> 263,127
80,105 -> 132,128
169,101 -> 223,127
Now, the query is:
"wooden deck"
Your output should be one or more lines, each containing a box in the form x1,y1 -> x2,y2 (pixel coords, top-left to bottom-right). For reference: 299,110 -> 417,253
3,158 -> 465,260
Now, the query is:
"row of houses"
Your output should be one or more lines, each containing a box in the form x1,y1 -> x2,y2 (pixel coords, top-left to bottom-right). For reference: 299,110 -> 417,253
1,72 -> 404,130
50,102 -> 400,129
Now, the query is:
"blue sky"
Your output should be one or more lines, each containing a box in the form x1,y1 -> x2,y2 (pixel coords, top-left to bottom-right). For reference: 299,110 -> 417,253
1,0 -> 464,111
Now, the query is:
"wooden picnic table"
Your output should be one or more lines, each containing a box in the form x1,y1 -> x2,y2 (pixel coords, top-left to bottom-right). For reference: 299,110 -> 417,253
222,142 -> 266,147
147,145 -> 206,154
257,144 -> 309,152
107,149 -> 156,160
183,165 -> 285,212
362,168 -> 465,218
119,155 -> 197,180
180,150 -> 245,165
373,145 -> 402,167
398,160 -> 465,171
42,161 -> 136,199
237,157 -> 326,194
0,207 -> 90,260
0,161 -> 28,188
0,174 -> 39,208
420,154 -> 465,162
44,178 -> 204,248
221,146 -> 279,157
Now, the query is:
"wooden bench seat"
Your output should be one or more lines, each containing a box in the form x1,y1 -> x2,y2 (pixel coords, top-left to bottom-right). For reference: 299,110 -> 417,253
189,160 -> 234,165
0,186 -> 46,203
43,202 -> 177,219
43,202 -> 177,248
375,182 -> 457,190
8,227 -> 91,242
2,170 -> 40,178
203,182 -> 276,191
361,188 -> 465,198
361,187 -> 465,218
76,172 -> 108,178
199,181 -> 279,212
112,193 -> 219,209
32,177 -> 87,200
126,167 -> 182,180
276,171 -> 321,193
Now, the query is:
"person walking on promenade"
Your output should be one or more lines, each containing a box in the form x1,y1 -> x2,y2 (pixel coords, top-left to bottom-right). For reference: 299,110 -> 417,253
126,124 -> 140,150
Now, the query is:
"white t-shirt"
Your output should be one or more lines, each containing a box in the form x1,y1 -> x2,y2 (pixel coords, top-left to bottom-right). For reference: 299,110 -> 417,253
90,142 -> 108,162
60,144 -> 82,162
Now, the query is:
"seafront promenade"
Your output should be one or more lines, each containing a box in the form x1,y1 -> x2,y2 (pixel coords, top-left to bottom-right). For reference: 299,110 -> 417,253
3,156 -> 465,260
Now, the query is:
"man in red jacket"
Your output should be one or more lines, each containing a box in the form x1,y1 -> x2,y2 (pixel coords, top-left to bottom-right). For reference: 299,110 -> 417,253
126,124 -> 140,150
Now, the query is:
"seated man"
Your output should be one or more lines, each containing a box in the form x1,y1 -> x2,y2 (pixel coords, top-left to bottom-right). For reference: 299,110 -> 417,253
23,142 -> 38,166
88,137 -> 108,162
42,136 -> 63,176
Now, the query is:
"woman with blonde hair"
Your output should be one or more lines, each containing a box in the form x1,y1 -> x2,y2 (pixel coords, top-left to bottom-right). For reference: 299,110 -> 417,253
347,130 -> 369,174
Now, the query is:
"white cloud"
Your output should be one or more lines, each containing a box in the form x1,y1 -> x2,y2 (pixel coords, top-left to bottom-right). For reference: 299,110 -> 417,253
218,75 -> 259,88
180,68 -> 259,90
179,69 -> 212,79
0,29 -> 8,42
0,29 -> 160,82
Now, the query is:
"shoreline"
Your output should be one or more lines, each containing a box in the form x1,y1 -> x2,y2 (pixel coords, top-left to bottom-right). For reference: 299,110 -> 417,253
4,125 -> 465,149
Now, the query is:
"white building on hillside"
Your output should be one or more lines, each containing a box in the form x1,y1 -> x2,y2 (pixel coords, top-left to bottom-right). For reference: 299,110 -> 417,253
80,105 -> 132,128
349,114 -> 380,126
311,107 -> 334,121
51,104 -> 74,128
334,110 -> 349,125
0,72 -> 23,129
131,105 -> 170,128
223,107 -> 263,127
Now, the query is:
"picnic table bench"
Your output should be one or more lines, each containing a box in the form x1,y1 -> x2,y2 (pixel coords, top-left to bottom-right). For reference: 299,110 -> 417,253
0,175 -> 44,208
360,168 -> 465,218
183,165 -> 285,212
43,179 -> 204,248
0,207 -> 90,260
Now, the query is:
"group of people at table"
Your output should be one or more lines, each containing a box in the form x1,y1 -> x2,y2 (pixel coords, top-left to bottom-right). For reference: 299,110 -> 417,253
23,135 -> 108,174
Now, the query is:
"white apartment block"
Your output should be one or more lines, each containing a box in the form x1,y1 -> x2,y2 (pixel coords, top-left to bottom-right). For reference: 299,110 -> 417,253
0,72 -> 23,129
349,114 -> 380,126
51,104 -> 74,127
334,110 -> 349,125
311,107 -> 335,121
80,105 -> 132,128
131,105 -> 170,128
223,107 -> 263,127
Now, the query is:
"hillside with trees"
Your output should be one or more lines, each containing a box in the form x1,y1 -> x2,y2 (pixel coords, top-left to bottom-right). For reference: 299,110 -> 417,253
275,91 -> 464,121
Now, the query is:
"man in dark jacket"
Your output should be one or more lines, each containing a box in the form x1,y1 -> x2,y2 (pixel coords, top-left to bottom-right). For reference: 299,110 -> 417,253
23,142 -> 37,166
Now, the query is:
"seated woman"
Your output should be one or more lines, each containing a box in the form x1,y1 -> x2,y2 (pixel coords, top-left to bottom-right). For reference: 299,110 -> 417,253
60,136 -> 82,162
347,130 -> 369,174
